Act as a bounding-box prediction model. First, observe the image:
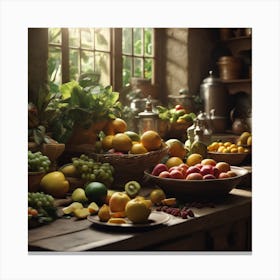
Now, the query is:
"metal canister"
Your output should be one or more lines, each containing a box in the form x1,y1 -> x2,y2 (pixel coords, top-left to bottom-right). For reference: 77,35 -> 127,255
200,71 -> 229,118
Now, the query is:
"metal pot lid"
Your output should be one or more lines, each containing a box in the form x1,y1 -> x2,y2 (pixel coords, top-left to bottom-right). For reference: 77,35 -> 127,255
201,70 -> 222,86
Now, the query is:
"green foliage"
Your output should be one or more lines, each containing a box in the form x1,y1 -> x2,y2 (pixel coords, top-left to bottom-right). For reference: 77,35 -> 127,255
48,75 -> 122,143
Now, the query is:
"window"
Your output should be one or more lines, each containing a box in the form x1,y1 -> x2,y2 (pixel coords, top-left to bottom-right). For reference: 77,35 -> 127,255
48,28 -> 155,91
122,28 -> 154,86
48,28 -> 111,87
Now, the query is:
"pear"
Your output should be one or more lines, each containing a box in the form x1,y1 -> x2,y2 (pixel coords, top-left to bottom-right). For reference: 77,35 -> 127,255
190,141 -> 208,159
71,188 -> 88,203
98,204 -> 111,222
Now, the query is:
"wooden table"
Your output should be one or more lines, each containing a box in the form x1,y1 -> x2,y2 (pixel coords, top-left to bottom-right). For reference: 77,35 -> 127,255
28,187 -> 252,252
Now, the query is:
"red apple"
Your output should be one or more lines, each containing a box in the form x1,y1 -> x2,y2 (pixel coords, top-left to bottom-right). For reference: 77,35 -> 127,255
218,172 -> 230,179
178,163 -> 189,173
170,169 -> 184,179
195,163 -> 203,170
203,174 -> 216,180
152,163 -> 168,176
186,166 -> 201,176
158,171 -> 171,178
200,165 -> 214,176
186,172 -> 203,180
213,167 -> 221,178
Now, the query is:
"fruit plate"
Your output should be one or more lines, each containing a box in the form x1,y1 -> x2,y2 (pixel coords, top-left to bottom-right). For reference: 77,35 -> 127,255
207,151 -> 249,166
144,166 -> 248,198
87,211 -> 170,230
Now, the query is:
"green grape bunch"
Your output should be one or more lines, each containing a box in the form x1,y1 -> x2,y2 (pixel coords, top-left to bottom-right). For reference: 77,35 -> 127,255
28,150 -> 51,172
72,154 -> 114,187
28,192 -> 57,225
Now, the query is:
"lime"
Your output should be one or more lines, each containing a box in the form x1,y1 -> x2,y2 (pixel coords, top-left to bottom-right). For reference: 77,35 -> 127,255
124,131 -> 140,142
85,182 -> 108,205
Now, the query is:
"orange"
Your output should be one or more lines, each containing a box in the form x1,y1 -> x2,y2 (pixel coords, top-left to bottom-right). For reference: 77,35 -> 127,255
101,135 -> 114,151
186,153 -> 203,166
130,143 -> 148,154
112,133 -> 132,153
140,130 -> 162,151
165,157 -> 184,169
103,118 -> 127,135
165,139 -> 187,159
112,118 -> 127,133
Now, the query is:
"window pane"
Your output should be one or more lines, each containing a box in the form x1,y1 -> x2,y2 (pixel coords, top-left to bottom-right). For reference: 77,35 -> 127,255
144,28 -> 153,56
81,50 -> 94,73
95,28 -> 110,51
95,52 -> 110,86
69,49 -> 80,81
48,28 -> 61,45
144,58 -> 153,79
133,28 -> 143,55
69,28 -> 80,48
122,28 -> 132,54
134,57 -> 143,77
123,56 -> 132,86
81,28 -> 94,49
48,46 -> 62,84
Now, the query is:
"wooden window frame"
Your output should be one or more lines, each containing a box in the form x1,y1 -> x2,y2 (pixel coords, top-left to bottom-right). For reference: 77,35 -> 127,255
48,28 -> 159,93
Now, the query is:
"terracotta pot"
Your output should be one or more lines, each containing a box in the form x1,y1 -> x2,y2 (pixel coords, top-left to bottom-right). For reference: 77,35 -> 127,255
28,171 -> 46,192
67,120 -> 108,146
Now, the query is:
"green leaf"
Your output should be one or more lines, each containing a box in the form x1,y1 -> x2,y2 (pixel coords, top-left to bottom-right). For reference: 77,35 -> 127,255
60,81 -> 80,100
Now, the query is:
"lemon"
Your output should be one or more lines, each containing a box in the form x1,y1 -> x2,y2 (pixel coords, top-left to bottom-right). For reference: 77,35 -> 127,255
186,153 -> 203,166
40,171 -> 69,198
165,157 -> 183,168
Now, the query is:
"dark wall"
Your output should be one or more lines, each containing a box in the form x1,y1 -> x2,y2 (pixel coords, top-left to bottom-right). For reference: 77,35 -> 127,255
28,28 -> 48,105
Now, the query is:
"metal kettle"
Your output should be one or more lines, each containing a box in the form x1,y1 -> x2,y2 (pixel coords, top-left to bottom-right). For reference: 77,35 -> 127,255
200,70 -> 229,118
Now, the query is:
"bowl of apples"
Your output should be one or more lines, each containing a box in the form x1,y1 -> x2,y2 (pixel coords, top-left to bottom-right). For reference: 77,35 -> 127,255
144,159 -> 248,197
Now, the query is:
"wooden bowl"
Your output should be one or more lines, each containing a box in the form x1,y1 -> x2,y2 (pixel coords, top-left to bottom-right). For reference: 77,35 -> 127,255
207,151 -> 249,166
144,166 -> 248,198
28,171 -> 46,192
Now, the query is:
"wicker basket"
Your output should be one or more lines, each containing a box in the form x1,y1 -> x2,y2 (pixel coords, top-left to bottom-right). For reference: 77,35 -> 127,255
91,146 -> 169,187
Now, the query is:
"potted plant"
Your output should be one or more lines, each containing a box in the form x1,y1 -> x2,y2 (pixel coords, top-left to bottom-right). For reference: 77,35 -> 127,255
48,74 -> 122,148
28,85 -> 65,168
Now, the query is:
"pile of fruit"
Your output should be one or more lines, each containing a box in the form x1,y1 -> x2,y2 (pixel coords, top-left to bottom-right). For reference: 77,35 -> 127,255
61,180 -> 153,224
151,154 -> 237,180
207,131 -> 252,154
157,105 -> 196,125
28,192 -> 58,227
96,117 -> 164,155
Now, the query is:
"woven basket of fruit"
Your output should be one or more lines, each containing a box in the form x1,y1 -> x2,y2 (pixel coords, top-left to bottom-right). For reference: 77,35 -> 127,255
207,152 -> 248,166
91,146 -> 169,183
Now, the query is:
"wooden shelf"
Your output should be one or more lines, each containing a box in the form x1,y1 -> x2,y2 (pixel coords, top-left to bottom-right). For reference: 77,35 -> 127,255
221,78 -> 251,84
221,79 -> 251,95
221,35 -> 251,43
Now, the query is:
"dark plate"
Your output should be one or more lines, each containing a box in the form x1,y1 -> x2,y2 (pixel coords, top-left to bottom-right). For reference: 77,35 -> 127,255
87,211 -> 170,229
